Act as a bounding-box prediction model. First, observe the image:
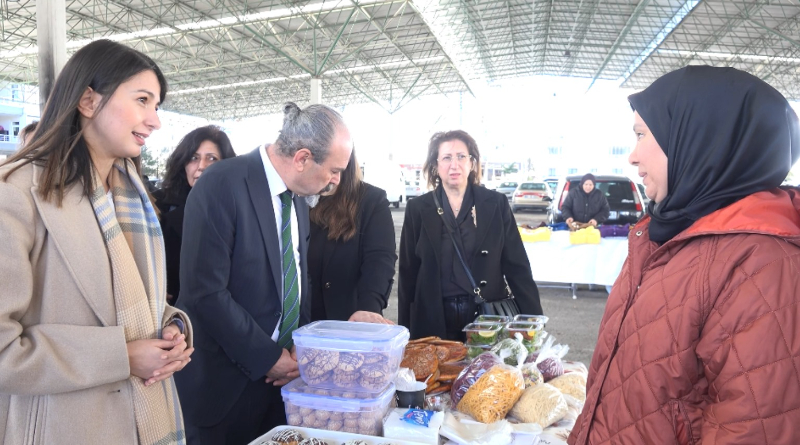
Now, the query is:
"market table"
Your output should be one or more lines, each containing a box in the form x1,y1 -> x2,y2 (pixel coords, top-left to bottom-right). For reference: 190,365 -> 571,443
523,230 -> 629,298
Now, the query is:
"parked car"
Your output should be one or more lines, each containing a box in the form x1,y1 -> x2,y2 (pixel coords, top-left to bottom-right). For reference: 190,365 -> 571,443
547,174 -> 645,225
495,181 -> 519,200
511,181 -> 552,212
636,183 -> 651,209
542,177 -> 559,194
405,180 -> 423,199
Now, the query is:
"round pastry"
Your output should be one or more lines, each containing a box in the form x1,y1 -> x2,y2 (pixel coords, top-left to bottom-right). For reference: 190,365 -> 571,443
297,348 -> 321,366
329,411 -> 343,421
285,403 -> 299,414
306,350 -> 340,377
343,412 -> 360,420
305,370 -> 332,385
362,353 -> 387,365
337,352 -> 365,372
343,441 -> 369,445
298,407 -> 313,417
287,413 -> 302,426
343,418 -> 358,429
327,419 -> 343,431
340,391 -> 358,399
311,389 -> 331,396
358,415 -> 377,430
312,417 -> 328,429
257,441 -> 281,445
358,375 -> 388,391
298,439 -> 328,445
314,410 -> 331,421
333,369 -> 360,388
271,429 -> 303,445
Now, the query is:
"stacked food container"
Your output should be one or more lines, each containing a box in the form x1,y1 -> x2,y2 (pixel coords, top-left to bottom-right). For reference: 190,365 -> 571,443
283,320 -> 410,436
463,314 -> 549,359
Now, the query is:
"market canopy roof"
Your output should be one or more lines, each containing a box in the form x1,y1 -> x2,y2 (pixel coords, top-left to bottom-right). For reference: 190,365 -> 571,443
1,1 -> 798,120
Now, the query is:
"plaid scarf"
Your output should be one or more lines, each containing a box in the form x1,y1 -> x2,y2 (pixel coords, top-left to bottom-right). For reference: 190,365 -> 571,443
90,159 -> 186,445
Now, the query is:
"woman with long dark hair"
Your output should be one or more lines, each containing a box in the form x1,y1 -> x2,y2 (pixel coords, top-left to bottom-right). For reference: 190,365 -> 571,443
308,149 -> 396,323
152,125 -> 235,303
0,39 -> 193,444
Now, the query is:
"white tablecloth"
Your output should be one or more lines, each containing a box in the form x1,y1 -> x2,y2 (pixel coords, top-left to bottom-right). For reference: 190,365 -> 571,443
524,231 -> 628,286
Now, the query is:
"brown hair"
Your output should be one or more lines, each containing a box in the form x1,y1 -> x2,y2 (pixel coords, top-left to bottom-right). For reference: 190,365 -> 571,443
309,149 -> 364,241
422,130 -> 482,190
2,39 -> 167,205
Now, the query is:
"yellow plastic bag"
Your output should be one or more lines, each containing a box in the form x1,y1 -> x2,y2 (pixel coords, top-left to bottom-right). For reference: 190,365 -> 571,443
519,226 -> 551,243
569,227 -> 600,244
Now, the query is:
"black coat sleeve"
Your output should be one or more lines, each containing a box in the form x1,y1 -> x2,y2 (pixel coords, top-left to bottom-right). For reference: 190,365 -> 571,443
179,173 -> 282,380
398,200 -> 421,329
561,189 -> 576,221
356,188 -> 397,313
498,196 -> 544,315
590,192 -> 611,224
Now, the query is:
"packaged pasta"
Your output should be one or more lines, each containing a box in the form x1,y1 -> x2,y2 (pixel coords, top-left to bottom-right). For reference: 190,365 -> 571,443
450,352 -> 502,406
509,383 -> 568,428
549,373 -> 587,402
456,364 -> 524,424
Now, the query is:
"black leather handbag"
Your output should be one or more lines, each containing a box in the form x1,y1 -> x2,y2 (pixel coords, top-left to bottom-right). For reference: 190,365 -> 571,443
432,191 -> 520,318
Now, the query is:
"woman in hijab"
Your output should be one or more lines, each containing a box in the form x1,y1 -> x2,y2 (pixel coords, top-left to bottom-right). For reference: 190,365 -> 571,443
560,173 -> 610,227
569,66 -> 800,445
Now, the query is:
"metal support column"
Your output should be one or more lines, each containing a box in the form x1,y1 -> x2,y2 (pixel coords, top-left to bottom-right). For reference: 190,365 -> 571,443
310,78 -> 322,105
36,0 -> 67,113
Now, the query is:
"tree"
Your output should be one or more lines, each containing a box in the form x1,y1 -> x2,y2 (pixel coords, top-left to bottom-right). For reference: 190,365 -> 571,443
140,145 -> 170,178
502,163 -> 518,174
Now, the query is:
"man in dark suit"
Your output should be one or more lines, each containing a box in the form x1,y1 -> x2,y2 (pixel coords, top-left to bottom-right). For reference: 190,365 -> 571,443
175,102 -> 353,444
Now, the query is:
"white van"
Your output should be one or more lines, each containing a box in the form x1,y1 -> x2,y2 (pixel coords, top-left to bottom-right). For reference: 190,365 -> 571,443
361,161 -> 406,208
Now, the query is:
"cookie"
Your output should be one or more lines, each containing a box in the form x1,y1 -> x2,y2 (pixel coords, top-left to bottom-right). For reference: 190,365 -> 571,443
344,418 -> 358,429
312,417 -> 328,429
343,441 -> 369,445
297,348 -> 321,366
329,412 -> 343,421
299,407 -> 313,417
285,403 -> 299,414
333,369 -> 360,388
337,352 -> 365,372
271,429 -> 303,445
305,350 -> 340,378
363,353 -> 387,365
298,439 -> 328,445
305,370 -> 332,385
343,412 -> 360,420
314,410 -> 331,421
327,419 -> 343,431
359,374 -> 388,391
287,413 -> 302,426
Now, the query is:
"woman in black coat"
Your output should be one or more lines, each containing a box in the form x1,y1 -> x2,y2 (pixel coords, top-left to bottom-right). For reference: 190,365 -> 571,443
152,125 -> 235,303
308,149 -> 397,323
398,130 -> 543,340
561,173 -> 610,227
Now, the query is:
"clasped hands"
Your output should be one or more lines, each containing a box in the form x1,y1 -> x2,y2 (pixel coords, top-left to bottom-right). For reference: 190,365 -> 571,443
127,323 -> 194,387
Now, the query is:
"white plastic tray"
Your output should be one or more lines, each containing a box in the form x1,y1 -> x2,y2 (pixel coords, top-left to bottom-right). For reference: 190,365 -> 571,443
249,425 -> 428,445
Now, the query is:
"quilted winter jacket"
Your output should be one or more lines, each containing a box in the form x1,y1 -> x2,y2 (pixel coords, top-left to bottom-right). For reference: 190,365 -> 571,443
569,188 -> 800,445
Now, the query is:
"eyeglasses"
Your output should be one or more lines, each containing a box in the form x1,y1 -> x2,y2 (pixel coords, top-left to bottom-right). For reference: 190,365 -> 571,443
438,154 -> 473,165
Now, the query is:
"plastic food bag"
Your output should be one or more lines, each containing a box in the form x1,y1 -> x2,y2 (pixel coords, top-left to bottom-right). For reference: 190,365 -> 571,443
489,334 -> 528,367
548,373 -> 586,402
527,337 -> 569,382
520,363 -> 544,388
509,383 -> 568,428
457,364 -> 525,424
451,352 -> 503,406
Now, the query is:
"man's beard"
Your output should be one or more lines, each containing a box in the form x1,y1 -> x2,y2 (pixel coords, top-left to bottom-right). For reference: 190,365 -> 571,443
305,194 -> 320,208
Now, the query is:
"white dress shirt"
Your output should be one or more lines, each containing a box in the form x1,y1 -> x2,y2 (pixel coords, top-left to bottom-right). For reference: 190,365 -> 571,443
260,145 -> 302,342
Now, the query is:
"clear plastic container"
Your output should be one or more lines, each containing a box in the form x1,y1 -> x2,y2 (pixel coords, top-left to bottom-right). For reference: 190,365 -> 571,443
463,322 -> 504,346
292,320 -> 409,392
466,343 -> 493,360
474,314 -> 512,323
504,322 -> 546,353
281,378 -> 396,436
514,314 -> 550,325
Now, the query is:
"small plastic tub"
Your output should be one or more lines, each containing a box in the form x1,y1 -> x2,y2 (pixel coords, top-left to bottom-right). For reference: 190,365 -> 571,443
462,322 -> 504,346
474,314 -> 512,323
514,314 -> 550,325
282,378 -> 396,436
504,322 -> 546,352
293,320 -> 409,392
466,344 -> 493,360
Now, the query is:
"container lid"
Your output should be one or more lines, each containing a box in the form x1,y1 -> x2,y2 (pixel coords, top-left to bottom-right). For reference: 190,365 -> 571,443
514,314 -> 549,324
293,320 -> 410,352
462,322 -> 504,333
281,378 -> 396,411
506,321 -> 545,331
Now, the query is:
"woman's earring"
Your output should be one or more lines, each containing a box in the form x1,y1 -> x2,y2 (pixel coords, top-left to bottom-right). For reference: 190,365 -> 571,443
435,176 -> 440,187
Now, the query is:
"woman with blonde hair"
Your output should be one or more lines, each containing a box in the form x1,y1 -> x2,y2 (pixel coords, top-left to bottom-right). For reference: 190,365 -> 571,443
0,39 -> 193,444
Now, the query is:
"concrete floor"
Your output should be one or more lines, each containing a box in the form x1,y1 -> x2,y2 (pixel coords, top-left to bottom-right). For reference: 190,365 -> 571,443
382,200 -> 608,366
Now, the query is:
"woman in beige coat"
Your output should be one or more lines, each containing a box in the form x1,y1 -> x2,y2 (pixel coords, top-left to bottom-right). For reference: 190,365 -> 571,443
0,40 -> 193,444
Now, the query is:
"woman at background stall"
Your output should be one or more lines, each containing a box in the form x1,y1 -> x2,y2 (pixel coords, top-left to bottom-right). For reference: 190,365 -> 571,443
0,39 -> 193,444
152,125 -> 236,303
398,130 -> 543,341
308,149 -> 396,324
561,173 -> 609,228
569,66 -> 800,445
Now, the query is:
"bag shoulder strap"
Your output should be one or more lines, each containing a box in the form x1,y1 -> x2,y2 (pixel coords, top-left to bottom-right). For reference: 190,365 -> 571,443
432,190 -> 484,302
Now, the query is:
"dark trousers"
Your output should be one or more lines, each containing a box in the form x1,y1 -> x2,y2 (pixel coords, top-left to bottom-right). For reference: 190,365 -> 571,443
442,295 -> 477,342
185,378 -> 287,445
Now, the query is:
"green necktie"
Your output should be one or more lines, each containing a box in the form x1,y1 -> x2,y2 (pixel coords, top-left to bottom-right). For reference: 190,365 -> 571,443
277,191 -> 299,349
